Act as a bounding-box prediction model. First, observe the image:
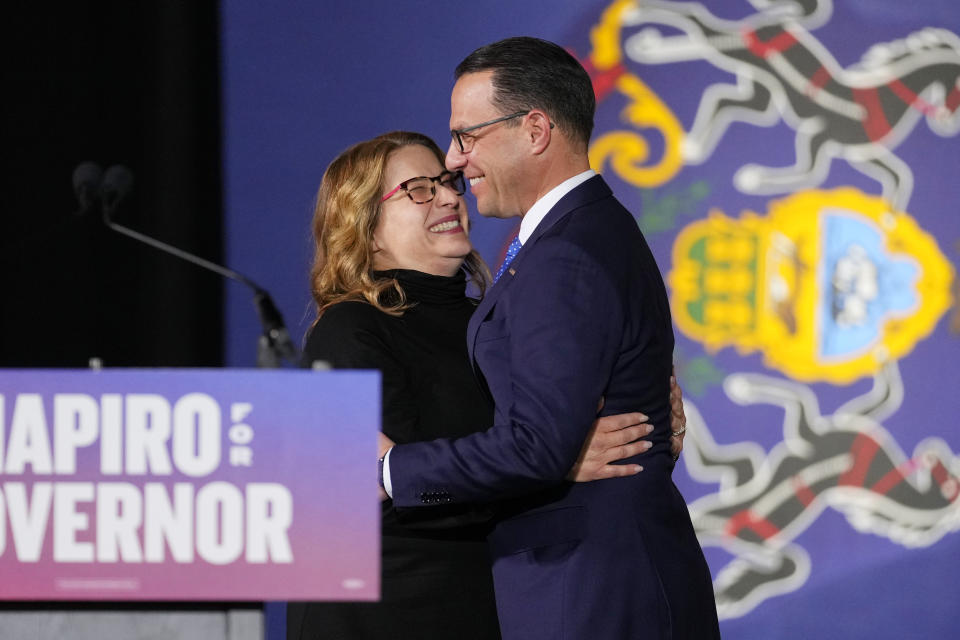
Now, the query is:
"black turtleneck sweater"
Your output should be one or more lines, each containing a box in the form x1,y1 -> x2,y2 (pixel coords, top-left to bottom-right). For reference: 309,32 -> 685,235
288,269 -> 500,640
304,269 -> 492,446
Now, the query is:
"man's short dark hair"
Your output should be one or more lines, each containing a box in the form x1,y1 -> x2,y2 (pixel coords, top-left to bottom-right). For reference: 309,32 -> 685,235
455,37 -> 595,150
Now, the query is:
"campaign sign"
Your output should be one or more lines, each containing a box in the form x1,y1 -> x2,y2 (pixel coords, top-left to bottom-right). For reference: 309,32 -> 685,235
0,369 -> 380,601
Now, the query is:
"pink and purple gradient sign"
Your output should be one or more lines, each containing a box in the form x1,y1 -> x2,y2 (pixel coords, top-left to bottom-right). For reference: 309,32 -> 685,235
0,369 -> 379,601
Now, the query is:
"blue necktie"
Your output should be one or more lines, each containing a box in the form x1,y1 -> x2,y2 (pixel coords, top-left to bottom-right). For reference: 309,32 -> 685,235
494,236 -> 522,282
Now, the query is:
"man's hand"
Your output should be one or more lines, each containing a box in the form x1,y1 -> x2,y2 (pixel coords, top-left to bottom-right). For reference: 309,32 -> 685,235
568,412 -> 651,481
378,432 -> 395,459
669,371 -> 687,461
378,432 -> 395,501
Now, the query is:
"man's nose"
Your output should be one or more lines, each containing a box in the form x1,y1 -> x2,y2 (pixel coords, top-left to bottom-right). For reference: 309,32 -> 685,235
434,179 -> 460,206
445,140 -> 466,172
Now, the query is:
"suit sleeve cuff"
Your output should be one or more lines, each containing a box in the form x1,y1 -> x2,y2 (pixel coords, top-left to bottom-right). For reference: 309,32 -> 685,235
382,446 -> 394,499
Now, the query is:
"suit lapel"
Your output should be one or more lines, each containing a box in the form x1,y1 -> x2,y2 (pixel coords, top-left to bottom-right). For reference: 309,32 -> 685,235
466,175 -> 614,374
467,271 -> 508,376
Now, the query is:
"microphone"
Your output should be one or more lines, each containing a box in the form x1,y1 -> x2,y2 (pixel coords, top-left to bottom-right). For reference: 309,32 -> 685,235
100,164 -> 135,218
72,161 -> 103,216
71,162 -> 299,367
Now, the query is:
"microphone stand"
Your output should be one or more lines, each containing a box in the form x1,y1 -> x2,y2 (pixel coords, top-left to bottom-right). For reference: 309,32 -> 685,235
94,165 -> 298,367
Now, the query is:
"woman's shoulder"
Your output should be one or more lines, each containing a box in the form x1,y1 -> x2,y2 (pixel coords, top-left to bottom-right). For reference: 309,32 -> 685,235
308,300 -> 392,338
318,299 -> 385,322
301,300 -> 397,367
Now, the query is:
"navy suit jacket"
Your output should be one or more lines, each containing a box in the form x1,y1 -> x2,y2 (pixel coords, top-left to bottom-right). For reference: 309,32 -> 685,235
390,176 -> 719,639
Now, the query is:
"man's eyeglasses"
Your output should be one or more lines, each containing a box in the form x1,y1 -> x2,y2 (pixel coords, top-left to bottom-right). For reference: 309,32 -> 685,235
381,171 -> 466,204
450,111 -> 529,153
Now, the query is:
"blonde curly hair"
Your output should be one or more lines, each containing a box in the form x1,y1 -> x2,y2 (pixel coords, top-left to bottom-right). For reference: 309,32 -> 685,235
309,131 -> 489,319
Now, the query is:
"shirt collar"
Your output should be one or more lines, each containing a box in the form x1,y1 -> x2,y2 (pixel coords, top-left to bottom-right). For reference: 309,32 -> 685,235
518,169 -> 596,245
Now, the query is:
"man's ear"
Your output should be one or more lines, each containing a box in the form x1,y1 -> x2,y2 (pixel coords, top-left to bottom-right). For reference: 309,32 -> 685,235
526,109 -> 553,155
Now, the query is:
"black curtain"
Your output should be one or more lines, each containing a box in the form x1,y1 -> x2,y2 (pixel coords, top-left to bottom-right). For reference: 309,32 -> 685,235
3,1 -> 223,368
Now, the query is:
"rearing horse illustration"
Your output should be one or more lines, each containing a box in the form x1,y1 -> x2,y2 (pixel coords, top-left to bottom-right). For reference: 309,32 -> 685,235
683,361 -> 960,618
620,0 -> 960,208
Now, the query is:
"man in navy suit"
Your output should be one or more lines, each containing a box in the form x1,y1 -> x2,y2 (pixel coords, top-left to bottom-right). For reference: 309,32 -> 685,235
382,38 -> 720,639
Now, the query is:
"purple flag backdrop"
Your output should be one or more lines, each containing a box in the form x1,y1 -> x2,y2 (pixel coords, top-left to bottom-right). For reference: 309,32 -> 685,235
223,1 -> 960,636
